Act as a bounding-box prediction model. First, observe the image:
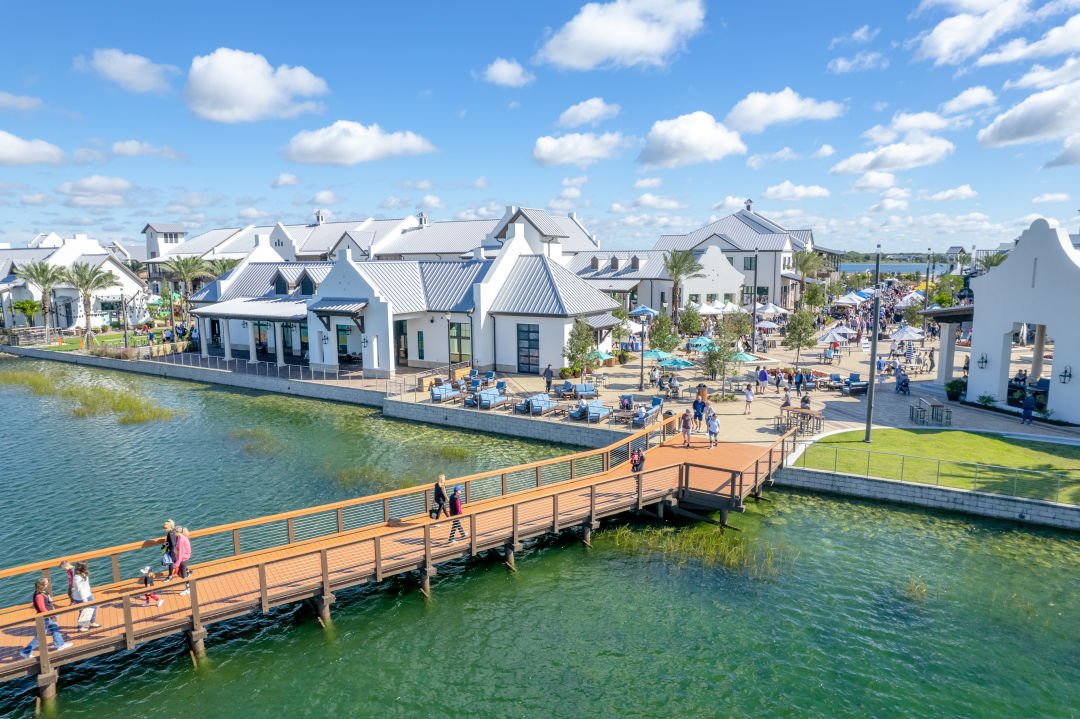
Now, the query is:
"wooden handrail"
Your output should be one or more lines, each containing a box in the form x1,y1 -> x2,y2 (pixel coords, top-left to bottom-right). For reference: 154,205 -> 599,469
0,413 -> 680,580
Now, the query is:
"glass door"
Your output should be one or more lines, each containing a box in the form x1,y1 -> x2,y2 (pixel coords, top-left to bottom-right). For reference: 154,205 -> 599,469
517,323 -> 539,374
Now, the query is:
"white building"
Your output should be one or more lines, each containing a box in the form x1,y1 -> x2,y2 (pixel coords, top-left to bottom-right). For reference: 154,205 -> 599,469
189,222 -> 618,376
965,219 -> 1080,423
0,234 -> 148,330
652,200 -> 839,309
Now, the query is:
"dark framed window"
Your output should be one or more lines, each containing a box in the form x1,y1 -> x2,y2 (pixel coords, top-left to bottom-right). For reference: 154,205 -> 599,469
274,276 -> 287,295
449,322 -> 470,363
743,256 -> 756,271
517,323 -> 539,374
300,276 -> 315,295
417,331 -> 425,360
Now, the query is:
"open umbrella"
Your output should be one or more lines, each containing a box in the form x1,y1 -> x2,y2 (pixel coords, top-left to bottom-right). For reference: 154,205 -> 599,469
755,320 -> 779,329
588,350 -> 613,361
757,302 -> 789,316
715,300 -> 741,314
729,352 -> 759,363
687,336 -> 714,348
831,325 -> 857,335
818,329 -> 849,344
659,357 -> 694,370
641,349 -> 673,360
891,326 -> 924,341
628,304 -> 658,317
697,302 -> 722,316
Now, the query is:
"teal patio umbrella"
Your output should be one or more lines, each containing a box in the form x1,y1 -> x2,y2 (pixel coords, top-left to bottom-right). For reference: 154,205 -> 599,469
588,349 -> 613,361
659,357 -> 694,370
729,352 -> 758,363
628,304 -> 659,317
687,337 -> 714,349
642,349 -> 672,360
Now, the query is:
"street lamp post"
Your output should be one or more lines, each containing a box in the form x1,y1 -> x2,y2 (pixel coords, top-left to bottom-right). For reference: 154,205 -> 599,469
444,312 -> 452,381
921,247 -> 931,348
121,289 -> 129,348
864,245 -> 882,443
751,252 -> 759,353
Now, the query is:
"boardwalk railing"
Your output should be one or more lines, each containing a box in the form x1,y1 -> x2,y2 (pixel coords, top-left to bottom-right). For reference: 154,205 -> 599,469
794,441 -> 1079,505
0,414 -> 681,612
682,431 -> 793,509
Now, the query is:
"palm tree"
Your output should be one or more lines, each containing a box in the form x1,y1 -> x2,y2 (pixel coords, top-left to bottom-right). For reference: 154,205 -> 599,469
661,249 -> 704,324
11,298 -> 42,327
791,250 -> 824,296
125,259 -> 146,277
209,258 -> 241,278
66,262 -> 119,345
15,261 -> 68,343
978,253 -> 1008,273
163,256 -> 214,322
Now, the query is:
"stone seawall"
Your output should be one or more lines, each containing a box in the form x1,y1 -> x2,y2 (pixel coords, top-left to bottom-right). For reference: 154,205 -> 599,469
774,466 -> 1080,531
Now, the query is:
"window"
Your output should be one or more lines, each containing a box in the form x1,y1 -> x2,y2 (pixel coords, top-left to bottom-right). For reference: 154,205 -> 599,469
659,291 -> 666,307
706,294 -> 717,303
590,257 -> 600,270
688,294 -> 700,304
417,331 -> 424,360
274,276 -> 287,295
449,322 -> 471,363
300,276 -> 315,295
631,256 -> 640,270
727,257 -> 734,265
517,324 -> 540,374
743,256 -> 756,271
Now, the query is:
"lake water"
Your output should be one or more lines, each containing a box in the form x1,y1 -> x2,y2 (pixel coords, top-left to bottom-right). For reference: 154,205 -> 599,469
840,262 -> 949,276
1,356 -> 1078,718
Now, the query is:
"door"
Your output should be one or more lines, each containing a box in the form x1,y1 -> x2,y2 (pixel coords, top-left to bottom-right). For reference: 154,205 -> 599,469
336,325 -> 349,356
393,319 -> 408,366
283,323 -> 294,353
299,321 -> 308,355
517,323 -> 539,374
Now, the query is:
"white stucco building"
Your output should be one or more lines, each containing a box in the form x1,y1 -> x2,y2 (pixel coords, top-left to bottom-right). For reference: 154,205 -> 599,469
965,219 -> 1079,423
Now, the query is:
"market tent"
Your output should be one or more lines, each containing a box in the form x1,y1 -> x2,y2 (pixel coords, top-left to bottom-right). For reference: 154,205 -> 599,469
891,326 -> 924,341
818,329 -> 849,344
756,302 -> 789,316
755,320 -> 780,329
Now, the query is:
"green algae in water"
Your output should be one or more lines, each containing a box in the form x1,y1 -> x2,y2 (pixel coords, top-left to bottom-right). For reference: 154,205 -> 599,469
0,369 -> 176,424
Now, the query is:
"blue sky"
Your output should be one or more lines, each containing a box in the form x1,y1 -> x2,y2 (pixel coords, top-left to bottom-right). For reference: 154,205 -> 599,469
1,0 -> 1078,251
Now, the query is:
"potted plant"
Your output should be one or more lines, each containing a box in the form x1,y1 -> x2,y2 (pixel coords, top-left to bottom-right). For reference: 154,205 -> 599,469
558,367 -> 574,379
945,379 -> 966,401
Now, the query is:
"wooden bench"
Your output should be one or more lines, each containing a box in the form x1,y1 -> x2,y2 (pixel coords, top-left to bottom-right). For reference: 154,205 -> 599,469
919,397 -> 946,424
774,406 -> 824,436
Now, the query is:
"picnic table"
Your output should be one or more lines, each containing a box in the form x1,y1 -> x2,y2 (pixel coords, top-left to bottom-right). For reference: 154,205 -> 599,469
774,406 -> 824,436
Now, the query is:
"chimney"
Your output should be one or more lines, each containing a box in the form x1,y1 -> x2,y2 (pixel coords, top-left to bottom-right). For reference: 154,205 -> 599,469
473,246 -> 484,260
569,212 -> 577,221
254,233 -> 266,246
418,211 -> 428,227
744,198 -> 754,212
341,245 -> 353,264
314,209 -> 327,225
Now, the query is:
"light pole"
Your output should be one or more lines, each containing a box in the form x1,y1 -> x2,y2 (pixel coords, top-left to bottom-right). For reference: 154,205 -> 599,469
751,252 -> 759,352
864,245 -> 882,443
444,312 -> 452,380
120,290 -> 129,348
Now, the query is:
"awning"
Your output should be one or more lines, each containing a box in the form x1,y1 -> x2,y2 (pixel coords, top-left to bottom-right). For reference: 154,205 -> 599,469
585,312 -> 619,329
192,298 -> 308,322
309,297 -> 369,316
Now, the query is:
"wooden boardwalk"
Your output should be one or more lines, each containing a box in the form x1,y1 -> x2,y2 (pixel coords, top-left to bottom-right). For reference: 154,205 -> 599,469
0,415 -> 794,697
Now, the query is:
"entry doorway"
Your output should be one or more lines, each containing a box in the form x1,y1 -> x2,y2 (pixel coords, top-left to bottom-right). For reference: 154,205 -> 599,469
517,323 -> 539,374
336,325 -> 349,357
393,319 -> 408,366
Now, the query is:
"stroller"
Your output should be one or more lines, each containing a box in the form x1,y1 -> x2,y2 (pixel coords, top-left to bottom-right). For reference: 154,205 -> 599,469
895,376 -> 910,395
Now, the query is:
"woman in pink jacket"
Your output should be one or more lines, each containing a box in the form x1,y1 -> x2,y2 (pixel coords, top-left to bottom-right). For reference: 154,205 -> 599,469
176,527 -> 194,596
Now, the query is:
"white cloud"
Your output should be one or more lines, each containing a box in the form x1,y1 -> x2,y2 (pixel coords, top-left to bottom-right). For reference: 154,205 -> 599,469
271,173 -> 299,188
480,58 -> 534,87
456,202 -> 503,220
557,97 -> 621,127
869,198 -> 909,212
1045,133 -> 1080,167
831,136 -> 955,173
402,179 -> 435,190
609,202 -> 630,213
827,51 -> 889,73
862,124 -> 899,145
638,111 -> 745,168
73,48 -> 178,93
20,193 -> 55,206
417,194 -> 445,210
55,174 -> 132,208
1004,56 -> 1080,89
941,86 -> 996,114
976,13 -> 1080,66
711,195 -> 746,211
532,132 -> 626,167
284,121 -> 437,164
0,91 -> 43,111
0,130 -> 64,166
891,111 -> 952,133
73,148 -> 106,164
812,144 -> 836,158
185,48 -> 329,123
914,0 -> 1030,65
239,207 -> 268,220
929,184 -> 978,200
746,146 -> 798,169
634,192 -> 685,209
563,175 -> 589,187
725,87 -> 844,133
471,176 -> 488,189
634,177 -> 662,189
164,204 -> 192,214
1033,191 -> 1070,202
559,186 -> 583,200
174,191 -> 214,207
763,181 -> 830,200
881,187 -> 912,200
829,25 -> 881,49
534,0 -> 705,70
111,139 -> 184,160
379,196 -> 411,209
309,190 -> 342,205
977,79 -> 1080,147
548,196 -> 578,212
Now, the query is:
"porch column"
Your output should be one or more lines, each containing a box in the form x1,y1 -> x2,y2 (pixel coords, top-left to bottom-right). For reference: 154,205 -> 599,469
247,321 -> 258,363
938,322 -> 957,383
274,322 -> 285,366
199,317 -> 209,358
1030,324 -> 1047,379
222,319 -> 233,361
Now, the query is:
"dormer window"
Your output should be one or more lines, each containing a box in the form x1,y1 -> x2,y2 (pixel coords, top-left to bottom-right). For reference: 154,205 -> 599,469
300,276 -> 315,295
274,276 -> 288,295
631,256 -> 640,270
590,256 -> 600,270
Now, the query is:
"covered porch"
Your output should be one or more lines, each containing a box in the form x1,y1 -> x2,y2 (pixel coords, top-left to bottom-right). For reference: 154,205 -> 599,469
192,297 -> 310,367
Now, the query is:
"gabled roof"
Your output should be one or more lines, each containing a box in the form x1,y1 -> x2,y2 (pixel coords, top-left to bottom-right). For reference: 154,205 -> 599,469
565,250 -> 669,281
491,255 -> 619,317
0,248 -> 56,278
492,208 -> 598,253
376,219 -> 499,257
654,209 -> 804,253
355,259 -> 492,313
142,223 -> 186,234
190,261 -> 334,303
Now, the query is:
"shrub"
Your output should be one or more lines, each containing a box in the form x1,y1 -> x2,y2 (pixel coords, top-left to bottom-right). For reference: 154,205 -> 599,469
976,393 -> 997,407
616,351 -> 631,364
558,367 -> 574,379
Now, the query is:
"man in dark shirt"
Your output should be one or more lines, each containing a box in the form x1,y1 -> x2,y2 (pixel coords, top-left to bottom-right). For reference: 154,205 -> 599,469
448,486 -> 466,544
542,364 -> 554,393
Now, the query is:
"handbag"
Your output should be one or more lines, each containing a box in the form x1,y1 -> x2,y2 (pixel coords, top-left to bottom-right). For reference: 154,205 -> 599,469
429,508 -> 439,520
77,607 -> 95,625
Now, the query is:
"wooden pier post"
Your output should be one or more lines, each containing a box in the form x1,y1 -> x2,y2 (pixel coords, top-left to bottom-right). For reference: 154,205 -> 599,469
419,566 -> 436,598
36,670 -> 58,701
187,627 -> 208,658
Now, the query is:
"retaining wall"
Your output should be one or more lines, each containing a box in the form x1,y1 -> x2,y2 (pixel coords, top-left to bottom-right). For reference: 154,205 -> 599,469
774,466 -> 1080,531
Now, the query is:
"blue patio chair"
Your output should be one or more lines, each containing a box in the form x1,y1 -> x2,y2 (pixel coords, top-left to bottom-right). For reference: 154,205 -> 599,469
495,380 -> 507,394
556,380 -> 575,398
531,396 -> 557,415
575,383 -> 598,399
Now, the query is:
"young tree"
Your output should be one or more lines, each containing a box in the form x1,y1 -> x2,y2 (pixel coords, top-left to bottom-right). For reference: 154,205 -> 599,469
678,304 -> 703,336
648,313 -> 680,353
902,304 -> 923,326
932,275 -> 964,306
803,284 -> 826,312
15,260 -> 68,343
727,311 -> 752,338
701,322 -> 736,387
610,306 -> 630,346
562,317 -> 598,375
65,262 -> 119,345
825,279 -> 844,298
11,298 -> 42,327
783,309 -> 817,367
162,256 -> 214,322
661,249 -> 704,324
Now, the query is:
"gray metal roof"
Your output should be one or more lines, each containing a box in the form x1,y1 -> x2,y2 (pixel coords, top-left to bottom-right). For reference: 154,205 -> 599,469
73,254 -> 110,267
585,312 -> 620,329
492,208 -> 598,253
583,278 -> 640,292
355,259 -> 492,313
654,210 -> 800,253
566,249 -> 669,281
192,298 -> 308,322
0,248 -> 56,278
519,207 -> 568,238
191,261 -> 334,303
142,223 -> 186,234
377,219 -> 498,257
490,255 -> 619,317
309,298 -> 369,315
155,227 -> 241,261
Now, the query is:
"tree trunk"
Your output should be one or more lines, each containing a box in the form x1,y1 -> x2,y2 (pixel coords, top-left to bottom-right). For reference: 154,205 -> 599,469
42,293 -> 51,344
83,297 -> 94,345
671,281 -> 680,323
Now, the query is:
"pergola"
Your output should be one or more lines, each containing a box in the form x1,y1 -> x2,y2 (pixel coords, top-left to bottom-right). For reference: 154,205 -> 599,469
193,298 -> 308,366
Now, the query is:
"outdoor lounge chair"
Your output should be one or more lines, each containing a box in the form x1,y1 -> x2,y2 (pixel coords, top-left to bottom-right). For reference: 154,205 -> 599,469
516,393 -> 548,413
619,394 -> 634,410
483,371 -> 496,386
466,379 -> 481,392
464,389 -> 490,407
556,381 -> 575,398
530,396 -> 557,415
468,369 -> 478,380
575,383 -> 598,399
847,373 -> 861,385
430,385 -> 460,403
569,400 -> 603,421
495,380 -> 507,395
828,373 -> 843,389
587,403 -> 613,423
479,390 -> 507,409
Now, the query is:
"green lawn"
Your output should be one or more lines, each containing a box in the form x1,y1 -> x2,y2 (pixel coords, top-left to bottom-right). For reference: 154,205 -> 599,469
798,428 -> 1080,505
